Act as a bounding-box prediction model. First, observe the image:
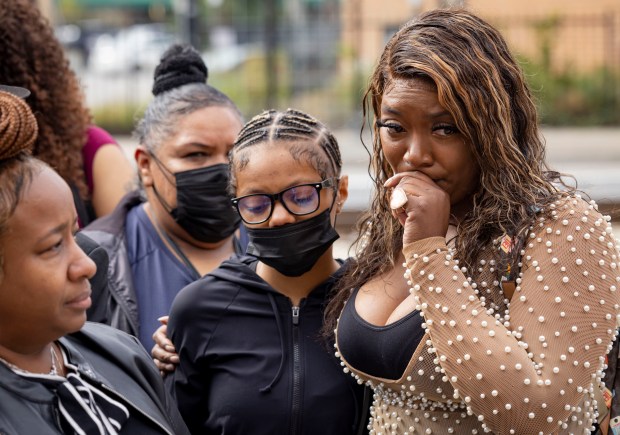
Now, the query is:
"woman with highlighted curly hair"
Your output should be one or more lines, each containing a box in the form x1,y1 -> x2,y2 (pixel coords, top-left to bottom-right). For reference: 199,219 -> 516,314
325,9 -> 620,434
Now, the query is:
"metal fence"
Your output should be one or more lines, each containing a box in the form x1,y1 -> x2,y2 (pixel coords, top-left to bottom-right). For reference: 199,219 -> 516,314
72,4 -> 620,132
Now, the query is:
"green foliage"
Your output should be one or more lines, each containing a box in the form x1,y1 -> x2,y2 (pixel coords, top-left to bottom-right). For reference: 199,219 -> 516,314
531,15 -> 561,72
57,0 -> 85,21
89,47 -> 619,133
208,48 -> 370,128
91,103 -> 144,135
520,58 -> 620,126
207,50 -> 290,120
517,15 -> 620,126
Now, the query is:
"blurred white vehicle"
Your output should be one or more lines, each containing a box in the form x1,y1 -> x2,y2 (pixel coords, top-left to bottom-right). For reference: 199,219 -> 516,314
88,24 -> 177,74
201,43 -> 258,73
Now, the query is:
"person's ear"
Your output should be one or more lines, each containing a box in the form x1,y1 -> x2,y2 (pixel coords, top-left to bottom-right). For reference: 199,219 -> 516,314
335,175 -> 349,214
135,146 -> 154,187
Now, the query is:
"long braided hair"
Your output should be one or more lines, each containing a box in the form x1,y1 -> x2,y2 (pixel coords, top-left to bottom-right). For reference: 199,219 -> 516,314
324,9 -> 571,334
229,108 -> 343,193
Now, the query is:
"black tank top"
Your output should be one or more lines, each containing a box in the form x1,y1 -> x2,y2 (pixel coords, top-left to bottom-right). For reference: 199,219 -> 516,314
337,287 -> 426,380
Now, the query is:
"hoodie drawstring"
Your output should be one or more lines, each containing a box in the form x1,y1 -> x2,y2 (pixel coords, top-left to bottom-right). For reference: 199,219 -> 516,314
259,292 -> 286,393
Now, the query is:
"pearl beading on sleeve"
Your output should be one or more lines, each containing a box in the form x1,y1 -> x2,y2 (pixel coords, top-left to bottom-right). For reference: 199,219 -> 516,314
335,196 -> 620,434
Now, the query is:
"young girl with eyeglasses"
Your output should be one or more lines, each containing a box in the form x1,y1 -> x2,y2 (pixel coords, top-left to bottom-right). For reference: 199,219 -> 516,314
157,109 -> 369,434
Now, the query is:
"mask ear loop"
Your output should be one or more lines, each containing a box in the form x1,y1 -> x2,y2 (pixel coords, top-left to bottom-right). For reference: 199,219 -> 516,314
143,151 -> 201,279
149,152 -> 176,184
148,152 -> 176,214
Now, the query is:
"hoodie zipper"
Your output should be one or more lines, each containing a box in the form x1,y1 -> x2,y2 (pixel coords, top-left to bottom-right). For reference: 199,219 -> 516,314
290,305 -> 301,435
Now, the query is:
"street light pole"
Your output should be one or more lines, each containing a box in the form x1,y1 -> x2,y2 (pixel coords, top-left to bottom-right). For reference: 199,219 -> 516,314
264,0 -> 279,108
174,0 -> 200,47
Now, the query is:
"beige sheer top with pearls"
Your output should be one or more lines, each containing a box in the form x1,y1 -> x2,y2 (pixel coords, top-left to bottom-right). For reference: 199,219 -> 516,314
336,196 -> 620,434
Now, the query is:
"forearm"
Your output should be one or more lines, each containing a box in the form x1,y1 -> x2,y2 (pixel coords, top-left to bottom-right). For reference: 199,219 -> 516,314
402,202 -> 620,433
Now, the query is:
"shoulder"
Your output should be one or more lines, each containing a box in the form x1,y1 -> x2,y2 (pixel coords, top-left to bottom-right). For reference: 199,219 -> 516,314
85,125 -> 119,148
82,191 -> 143,237
65,323 -> 153,370
551,194 -> 603,217
168,259 -> 253,338
170,272 -> 241,320
521,194 -> 619,281
77,322 -> 144,352
531,194 -> 614,239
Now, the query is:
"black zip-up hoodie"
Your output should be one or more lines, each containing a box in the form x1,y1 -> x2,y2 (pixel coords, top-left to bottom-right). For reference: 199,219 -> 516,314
167,255 -> 369,435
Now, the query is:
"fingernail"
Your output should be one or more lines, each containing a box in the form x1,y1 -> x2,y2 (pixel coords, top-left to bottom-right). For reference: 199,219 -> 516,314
390,188 -> 408,210
165,345 -> 175,352
170,356 -> 180,363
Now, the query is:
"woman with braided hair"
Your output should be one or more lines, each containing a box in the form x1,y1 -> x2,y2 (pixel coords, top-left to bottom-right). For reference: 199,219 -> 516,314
0,0 -> 134,226
155,108 -> 369,434
80,43 -> 247,351
0,88 -> 189,434
324,9 -> 620,434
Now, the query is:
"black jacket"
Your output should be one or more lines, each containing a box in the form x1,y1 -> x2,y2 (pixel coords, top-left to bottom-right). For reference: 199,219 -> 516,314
80,191 -> 248,339
0,322 -> 189,435
80,191 -> 144,336
167,255 -> 369,435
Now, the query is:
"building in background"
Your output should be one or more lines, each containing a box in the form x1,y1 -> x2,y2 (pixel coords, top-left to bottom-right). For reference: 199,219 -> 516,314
341,0 -> 620,126
341,0 -> 620,73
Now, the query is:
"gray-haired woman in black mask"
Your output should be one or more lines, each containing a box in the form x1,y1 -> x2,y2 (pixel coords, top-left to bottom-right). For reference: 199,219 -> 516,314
151,109 -> 371,435
80,44 -> 246,351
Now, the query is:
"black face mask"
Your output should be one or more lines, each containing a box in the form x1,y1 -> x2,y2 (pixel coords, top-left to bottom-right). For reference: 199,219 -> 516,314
151,161 -> 240,243
245,208 -> 340,277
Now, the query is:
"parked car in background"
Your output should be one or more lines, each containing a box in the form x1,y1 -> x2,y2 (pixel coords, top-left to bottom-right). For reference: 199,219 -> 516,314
56,19 -> 114,68
88,24 -> 177,74
201,43 -> 258,73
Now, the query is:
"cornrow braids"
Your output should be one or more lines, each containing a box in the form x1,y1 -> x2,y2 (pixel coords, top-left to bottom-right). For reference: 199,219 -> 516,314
231,109 -> 342,193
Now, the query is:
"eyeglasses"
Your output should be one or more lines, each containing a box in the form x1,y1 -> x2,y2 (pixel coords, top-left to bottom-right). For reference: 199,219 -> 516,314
231,178 -> 338,224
